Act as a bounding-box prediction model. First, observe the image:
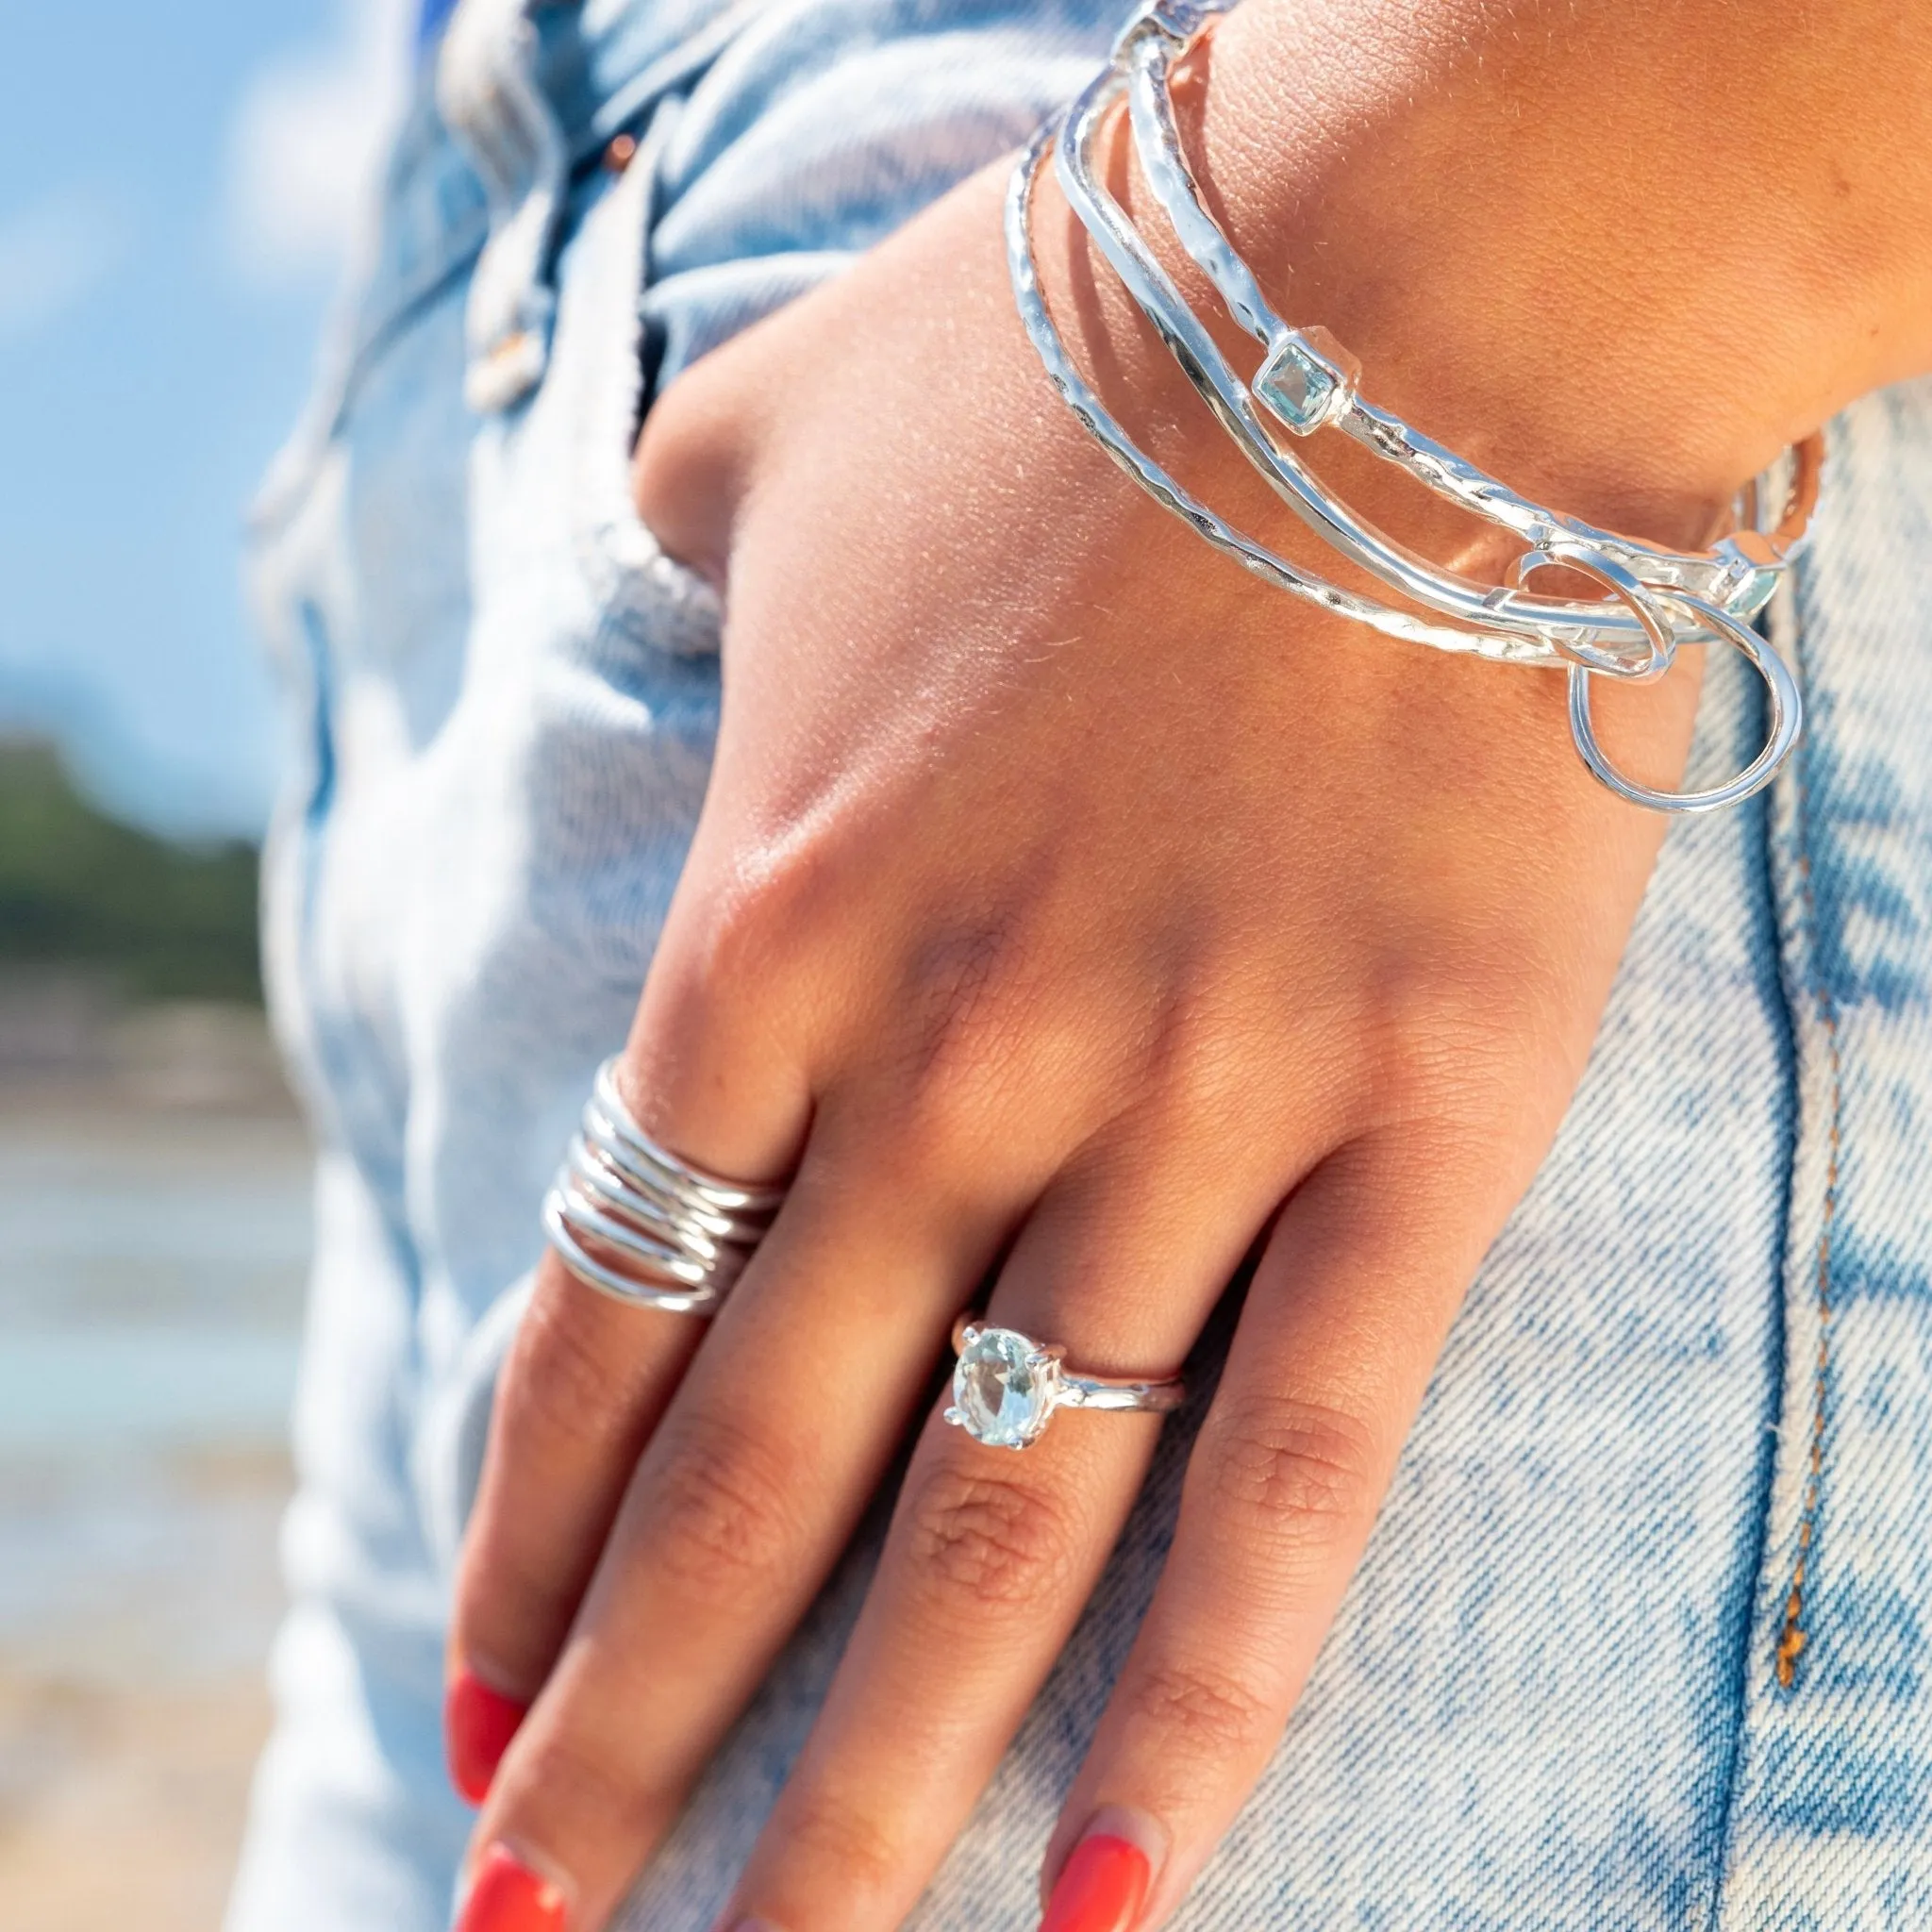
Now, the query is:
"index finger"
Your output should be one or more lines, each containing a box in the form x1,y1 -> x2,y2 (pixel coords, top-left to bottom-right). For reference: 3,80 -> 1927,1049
445,921 -> 816,1804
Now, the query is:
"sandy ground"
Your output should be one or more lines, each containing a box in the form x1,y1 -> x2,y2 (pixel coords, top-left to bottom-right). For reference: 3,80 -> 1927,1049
0,991 -> 307,1932
0,1448 -> 292,1932
0,1659 -> 275,1932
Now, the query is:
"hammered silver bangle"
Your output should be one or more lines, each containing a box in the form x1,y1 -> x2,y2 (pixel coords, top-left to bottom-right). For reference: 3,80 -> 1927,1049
1008,0 -> 1820,813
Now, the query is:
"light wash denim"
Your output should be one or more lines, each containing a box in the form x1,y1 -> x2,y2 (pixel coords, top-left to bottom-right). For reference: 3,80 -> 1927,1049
225,1 -> 1932,1925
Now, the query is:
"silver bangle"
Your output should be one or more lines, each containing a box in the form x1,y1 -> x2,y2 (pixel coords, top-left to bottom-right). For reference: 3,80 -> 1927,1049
1009,0 -> 1822,812
541,1058 -> 786,1314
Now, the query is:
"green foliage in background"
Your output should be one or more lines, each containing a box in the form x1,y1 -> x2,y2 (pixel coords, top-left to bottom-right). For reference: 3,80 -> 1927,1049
0,741 -> 263,1004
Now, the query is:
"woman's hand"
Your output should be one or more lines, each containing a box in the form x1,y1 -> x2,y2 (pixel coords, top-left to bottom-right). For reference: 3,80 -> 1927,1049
443,2 -> 1932,1925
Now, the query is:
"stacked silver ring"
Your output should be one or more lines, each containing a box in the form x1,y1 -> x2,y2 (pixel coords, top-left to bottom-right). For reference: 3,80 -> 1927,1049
541,1058 -> 788,1314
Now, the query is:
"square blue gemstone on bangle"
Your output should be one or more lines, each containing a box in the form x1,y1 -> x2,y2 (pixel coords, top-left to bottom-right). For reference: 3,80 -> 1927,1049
1256,332 -> 1343,434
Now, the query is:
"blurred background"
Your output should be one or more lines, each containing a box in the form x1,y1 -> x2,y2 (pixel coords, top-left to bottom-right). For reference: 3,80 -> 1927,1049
2,4 -> 411,1924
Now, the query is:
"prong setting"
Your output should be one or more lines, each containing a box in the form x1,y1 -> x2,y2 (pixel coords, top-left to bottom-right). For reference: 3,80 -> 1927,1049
950,1324 -> 1061,1448
947,1323 -> 1182,1447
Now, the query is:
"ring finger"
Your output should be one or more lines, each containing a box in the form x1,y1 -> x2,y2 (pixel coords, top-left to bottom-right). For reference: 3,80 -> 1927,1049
710,1115 -> 1315,1932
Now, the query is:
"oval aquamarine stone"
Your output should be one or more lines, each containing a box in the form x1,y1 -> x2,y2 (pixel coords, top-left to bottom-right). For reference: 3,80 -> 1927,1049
953,1327 -> 1054,1448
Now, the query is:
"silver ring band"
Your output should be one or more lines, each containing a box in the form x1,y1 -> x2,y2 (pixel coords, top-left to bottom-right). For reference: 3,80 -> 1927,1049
541,1058 -> 786,1314
945,1319 -> 1186,1450
591,1060 -> 789,1221
541,1191 -> 728,1315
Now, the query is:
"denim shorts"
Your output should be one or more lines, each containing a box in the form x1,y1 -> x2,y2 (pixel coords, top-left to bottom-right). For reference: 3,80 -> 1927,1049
225,3 -> 1932,1926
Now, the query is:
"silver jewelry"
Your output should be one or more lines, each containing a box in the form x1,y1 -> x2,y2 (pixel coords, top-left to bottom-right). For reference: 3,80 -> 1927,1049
541,1058 -> 786,1314
944,1319 -> 1187,1450
1008,0 -> 1822,813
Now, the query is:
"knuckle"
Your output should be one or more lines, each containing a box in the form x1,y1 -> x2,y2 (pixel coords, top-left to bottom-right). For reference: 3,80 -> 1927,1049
768,1791 -> 906,1905
1199,1394 -> 1382,1553
672,837 -> 846,1018
1371,1029 -> 1517,1137
646,1411 -> 803,1603
902,1459 -> 1077,1615
498,1283 -> 655,1457
1353,949 -> 1545,1124
506,1723 -> 665,1848
1121,1655 -> 1274,1764
683,874 -> 802,1008
885,1061 -> 1006,1177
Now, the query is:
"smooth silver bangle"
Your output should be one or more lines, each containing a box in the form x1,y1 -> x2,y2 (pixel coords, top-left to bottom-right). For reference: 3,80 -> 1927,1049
1009,0 -> 1821,812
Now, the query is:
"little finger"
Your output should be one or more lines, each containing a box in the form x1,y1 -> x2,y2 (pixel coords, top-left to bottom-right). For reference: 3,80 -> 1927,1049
1037,1136 -> 1506,1930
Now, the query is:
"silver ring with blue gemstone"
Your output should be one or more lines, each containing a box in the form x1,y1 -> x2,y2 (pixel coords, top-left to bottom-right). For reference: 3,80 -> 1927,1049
945,1319 -> 1187,1451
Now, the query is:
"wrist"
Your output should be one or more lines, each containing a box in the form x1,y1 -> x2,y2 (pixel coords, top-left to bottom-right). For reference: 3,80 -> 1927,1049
1080,0 -> 1932,551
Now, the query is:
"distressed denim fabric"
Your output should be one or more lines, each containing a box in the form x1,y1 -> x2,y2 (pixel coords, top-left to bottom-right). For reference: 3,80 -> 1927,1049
225,1 -> 1932,1926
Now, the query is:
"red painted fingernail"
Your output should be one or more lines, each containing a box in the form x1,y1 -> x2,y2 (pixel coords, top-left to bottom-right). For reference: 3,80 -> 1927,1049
457,1844 -> 566,1932
1040,1832 -> 1152,1932
446,1669 -> 528,1805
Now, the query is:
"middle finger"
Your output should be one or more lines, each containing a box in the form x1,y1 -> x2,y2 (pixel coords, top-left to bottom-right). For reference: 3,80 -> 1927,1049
457,1093 -> 1036,1930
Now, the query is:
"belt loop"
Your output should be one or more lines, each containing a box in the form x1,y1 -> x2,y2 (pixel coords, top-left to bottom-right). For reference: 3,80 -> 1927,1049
437,0 -> 567,412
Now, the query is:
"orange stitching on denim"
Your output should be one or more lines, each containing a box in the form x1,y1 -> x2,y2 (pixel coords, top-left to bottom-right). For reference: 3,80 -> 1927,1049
1774,848 -> 1840,1691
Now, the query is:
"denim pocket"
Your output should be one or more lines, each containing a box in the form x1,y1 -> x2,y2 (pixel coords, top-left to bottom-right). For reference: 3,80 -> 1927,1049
550,110 -> 725,663
398,136 -> 736,1578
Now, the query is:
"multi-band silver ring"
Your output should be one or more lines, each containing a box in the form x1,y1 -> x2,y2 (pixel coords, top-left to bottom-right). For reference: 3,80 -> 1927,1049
541,1058 -> 787,1314
945,1319 -> 1187,1451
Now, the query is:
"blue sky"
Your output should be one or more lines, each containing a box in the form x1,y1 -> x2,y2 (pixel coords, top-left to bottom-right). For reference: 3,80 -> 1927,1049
0,0 -> 414,838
